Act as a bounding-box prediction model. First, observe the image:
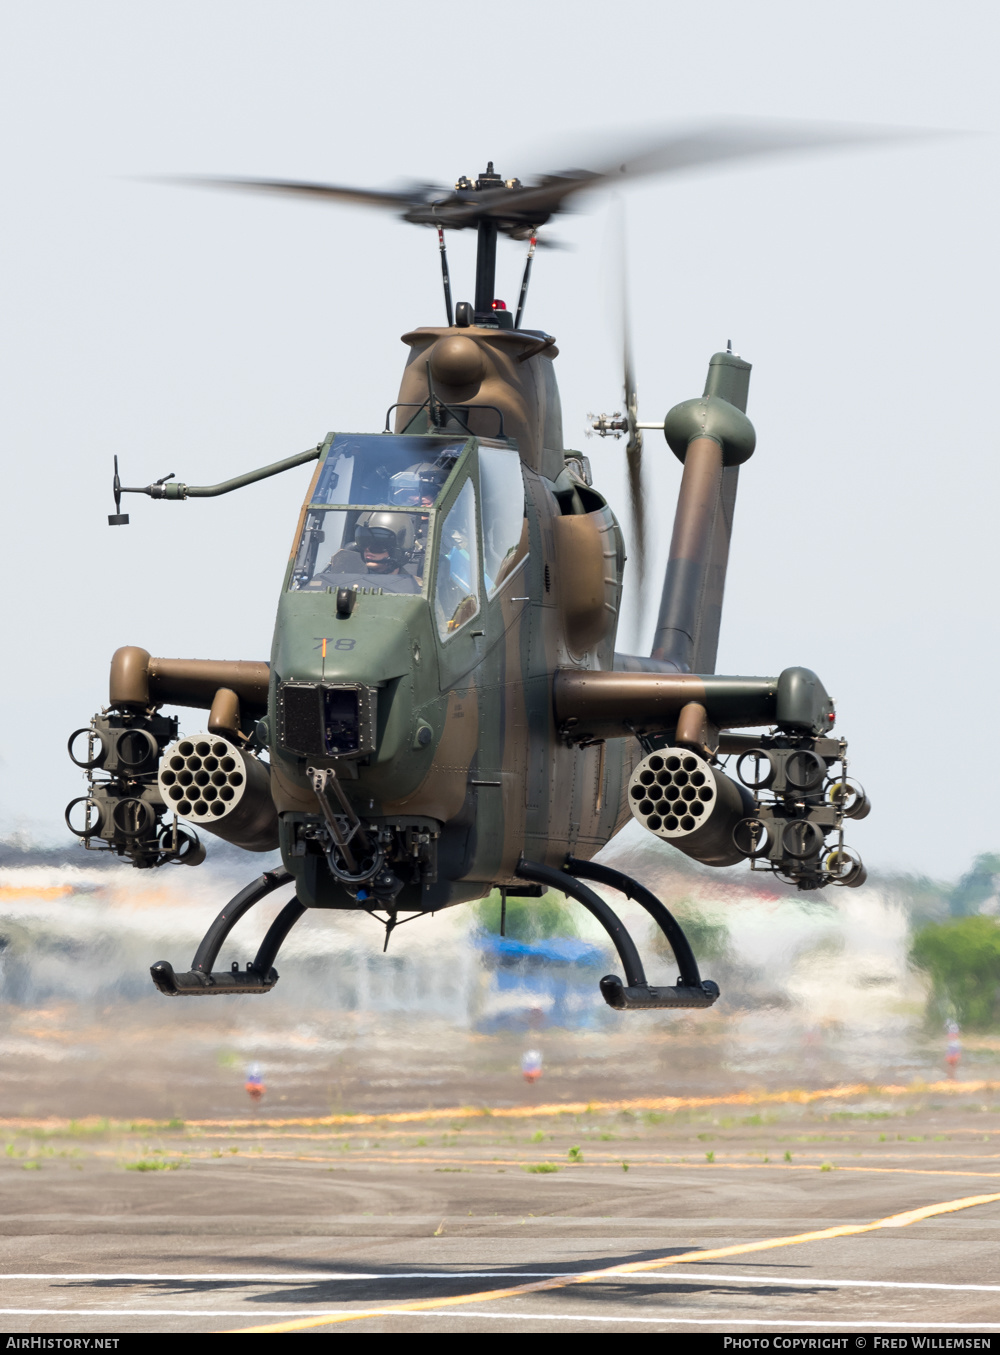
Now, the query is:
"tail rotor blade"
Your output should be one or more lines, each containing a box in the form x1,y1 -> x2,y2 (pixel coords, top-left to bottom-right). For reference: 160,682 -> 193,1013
617,203 -> 646,605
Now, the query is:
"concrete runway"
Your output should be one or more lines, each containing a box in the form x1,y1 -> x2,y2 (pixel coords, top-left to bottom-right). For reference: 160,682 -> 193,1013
1,1089 -> 999,1333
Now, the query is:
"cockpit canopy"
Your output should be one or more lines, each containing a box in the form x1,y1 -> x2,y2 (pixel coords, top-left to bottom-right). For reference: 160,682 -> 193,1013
288,434 -> 464,596
287,432 -> 529,638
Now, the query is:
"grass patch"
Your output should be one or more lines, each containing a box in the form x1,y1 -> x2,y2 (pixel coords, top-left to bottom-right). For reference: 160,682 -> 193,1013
829,1111 -> 893,1121
819,1161 -> 835,1172
22,1161 -> 39,1171
568,1145 -> 582,1162
524,1163 -> 560,1174
124,1159 -> 181,1172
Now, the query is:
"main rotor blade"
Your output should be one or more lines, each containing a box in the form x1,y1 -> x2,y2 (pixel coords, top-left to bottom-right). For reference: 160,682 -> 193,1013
508,117 -> 941,217
157,121 -> 948,237
163,174 -> 445,213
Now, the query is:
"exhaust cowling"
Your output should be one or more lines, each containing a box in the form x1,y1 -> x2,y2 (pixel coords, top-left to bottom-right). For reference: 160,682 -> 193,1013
628,747 -> 753,868
158,734 -> 279,852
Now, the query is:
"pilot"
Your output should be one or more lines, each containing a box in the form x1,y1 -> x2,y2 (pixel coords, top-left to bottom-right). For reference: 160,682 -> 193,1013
316,512 -> 420,592
389,462 -> 447,573
389,462 -> 446,511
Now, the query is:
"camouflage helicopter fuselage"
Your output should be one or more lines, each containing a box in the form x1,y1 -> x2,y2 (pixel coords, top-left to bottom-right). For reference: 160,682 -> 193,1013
270,322 -> 633,913
70,309 -> 867,1009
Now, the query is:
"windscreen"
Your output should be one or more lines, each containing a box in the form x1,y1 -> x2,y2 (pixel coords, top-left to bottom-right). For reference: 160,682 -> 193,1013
288,434 -> 466,594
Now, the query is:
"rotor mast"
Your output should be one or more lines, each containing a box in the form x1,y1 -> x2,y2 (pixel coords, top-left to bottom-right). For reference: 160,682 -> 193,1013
470,162 -> 504,323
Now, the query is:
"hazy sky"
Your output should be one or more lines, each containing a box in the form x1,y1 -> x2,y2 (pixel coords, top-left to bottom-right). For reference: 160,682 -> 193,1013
2,1 -> 997,879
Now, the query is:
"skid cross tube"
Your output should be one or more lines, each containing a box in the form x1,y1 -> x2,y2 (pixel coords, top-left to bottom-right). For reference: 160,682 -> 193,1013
565,857 -> 703,986
516,858 -> 646,987
150,868 -> 299,996
516,857 -> 719,1012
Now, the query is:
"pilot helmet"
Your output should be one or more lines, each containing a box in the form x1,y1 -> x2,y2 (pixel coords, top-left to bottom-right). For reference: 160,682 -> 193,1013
389,462 -> 446,507
355,510 -> 416,566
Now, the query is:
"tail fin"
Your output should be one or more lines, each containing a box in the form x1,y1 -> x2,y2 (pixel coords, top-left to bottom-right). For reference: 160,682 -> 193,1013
650,352 -> 754,674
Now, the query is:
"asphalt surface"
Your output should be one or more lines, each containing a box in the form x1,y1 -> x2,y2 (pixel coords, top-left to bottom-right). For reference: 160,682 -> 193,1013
1,1092 -> 999,1333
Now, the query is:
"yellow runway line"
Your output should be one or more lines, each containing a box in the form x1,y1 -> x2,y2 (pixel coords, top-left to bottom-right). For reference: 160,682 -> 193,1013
228,1190 -> 1000,1333
3,1078 -> 999,1134
157,1151 -> 1000,1180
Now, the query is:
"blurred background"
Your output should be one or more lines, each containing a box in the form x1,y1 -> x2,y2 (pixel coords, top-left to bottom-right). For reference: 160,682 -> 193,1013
1,833 -> 996,1119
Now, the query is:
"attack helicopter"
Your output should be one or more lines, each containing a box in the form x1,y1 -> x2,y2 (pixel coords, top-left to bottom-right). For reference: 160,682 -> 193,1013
66,125 -> 876,1014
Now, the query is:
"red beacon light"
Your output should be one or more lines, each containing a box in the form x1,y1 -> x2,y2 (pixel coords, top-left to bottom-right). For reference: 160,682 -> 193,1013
491,299 -> 507,310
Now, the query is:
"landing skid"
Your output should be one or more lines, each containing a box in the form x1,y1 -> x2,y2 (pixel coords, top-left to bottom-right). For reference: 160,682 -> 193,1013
515,857 -> 720,1012
149,858 -> 718,1011
150,869 -> 305,996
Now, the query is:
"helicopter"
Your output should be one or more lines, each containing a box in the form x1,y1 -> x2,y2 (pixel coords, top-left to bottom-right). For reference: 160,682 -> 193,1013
65,125 -> 877,1014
